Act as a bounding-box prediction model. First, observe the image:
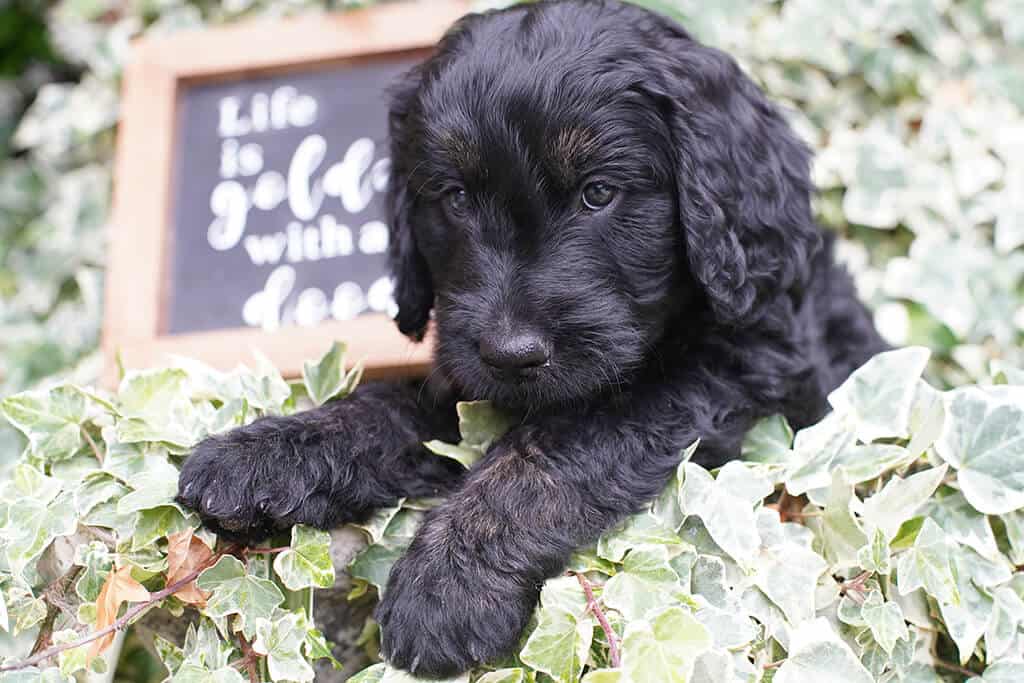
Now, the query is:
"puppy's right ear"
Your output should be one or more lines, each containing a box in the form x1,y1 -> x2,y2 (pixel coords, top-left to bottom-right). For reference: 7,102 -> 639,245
386,66 -> 433,341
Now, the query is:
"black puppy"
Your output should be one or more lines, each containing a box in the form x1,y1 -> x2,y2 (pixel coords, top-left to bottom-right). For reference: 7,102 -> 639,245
179,0 -> 887,676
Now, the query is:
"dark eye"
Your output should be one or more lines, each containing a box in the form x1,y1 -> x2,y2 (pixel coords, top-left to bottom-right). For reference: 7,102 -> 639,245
581,182 -> 617,210
443,188 -> 469,218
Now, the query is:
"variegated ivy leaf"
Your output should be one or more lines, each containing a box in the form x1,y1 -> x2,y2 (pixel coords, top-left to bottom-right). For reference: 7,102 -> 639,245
169,665 -> 248,683
934,386 -> 1024,515
252,613 -> 315,683
827,346 -> 930,444
785,412 -> 857,495
752,539 -> 828,625
895,518 -> 959,606
972,660 -> 1024,682
0,384 -> 88,461
240,352 -> 292,414
922,490 -> 1001,562
602,544 -> 689,621
740,414 -> 794,464
860,465 -> 947,540
985,586 -> 1024,660
116,458 -> 181,515
538,575 -> 588,616
774,617 -> 874,683
194,556 -> 284,632
301,341 -> 361,406
677,462 -> 768,568
273,525 -> 335,590
857,528 -> 892,575
424,401 -> 516,468
519,605 -> 593,683
476,669 -> 531,683
73,541 -> 111,602
348,508 -> 424,596
597,513 -> 686,563
859,589 -> 909,655
620,606 -> 711,683
349,664 -> 469,683
456,401 -> 516,451
819,471 -> 868,567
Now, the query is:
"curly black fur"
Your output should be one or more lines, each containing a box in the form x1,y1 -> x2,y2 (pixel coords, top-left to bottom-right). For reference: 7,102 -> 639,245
178,0 -> 887,677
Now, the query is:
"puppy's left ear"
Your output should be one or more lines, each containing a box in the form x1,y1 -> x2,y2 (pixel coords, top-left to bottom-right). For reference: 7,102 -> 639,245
386,66 -> 434,341
648,23 -> 822,327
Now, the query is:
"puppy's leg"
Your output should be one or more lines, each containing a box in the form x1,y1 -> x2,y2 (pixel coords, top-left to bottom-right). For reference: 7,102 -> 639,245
177,381 -> 461,544
375,377 -> 748,677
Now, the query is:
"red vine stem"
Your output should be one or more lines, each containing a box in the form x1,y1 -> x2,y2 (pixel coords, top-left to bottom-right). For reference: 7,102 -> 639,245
574,572 -> 621,668
0,544 -> 239,673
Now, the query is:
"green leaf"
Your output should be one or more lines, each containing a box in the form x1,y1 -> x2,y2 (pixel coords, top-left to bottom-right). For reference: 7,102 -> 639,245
73,472 -> 129,517
859,589 -> 909,655
580,670 -> 620,683
3,493 -> 77,579
773,617 -> 874,683
73,540 -> 111,601
195,556 -> 284,630
133,505 -> 197,550
519,606 -> 593,683
117,369 -> 189,421
861,465 -> 947,540
424,440 -> 482,469
984,586 -> 1024,660
820,471 -> 868,567
116,458 -> 180,515
456,401 -> 516,451
0,384 -> 87,461
785,413 -> 857,495
741,414 -> 794,464
477,670 -> 529,683
597,513 -> 686,563
974,660 -> 1024,682
273,525 -> 335,590
751,541 -> 827,625
923,490 -> 1001,562
252,613 -> 315,683
857,528 -> 892,575
53,629 -> 89,677
620,606 -> 711,683
895,518 -> 959,606
934,386 -> 1024,514
302,341 -> 357,406
603,545 -> 688,621
170,664 -> 247,683
678,463 -> 765,568
303,628 -> 341,669
240,352 -> 292,413
539,575 -> 588,616
827,347 -> 930,443
348,544 -> 405,596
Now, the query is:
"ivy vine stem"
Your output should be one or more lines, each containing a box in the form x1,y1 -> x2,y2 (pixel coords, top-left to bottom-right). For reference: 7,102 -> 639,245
573,571 -> 621,668
0,544 -> 240,673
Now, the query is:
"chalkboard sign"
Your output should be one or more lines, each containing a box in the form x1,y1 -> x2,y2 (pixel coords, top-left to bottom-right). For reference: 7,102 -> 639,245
168,57 -> 415,334
104,1 -> 471,384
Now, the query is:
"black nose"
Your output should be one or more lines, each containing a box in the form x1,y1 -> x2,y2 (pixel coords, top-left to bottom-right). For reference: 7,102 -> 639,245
479,331 -> 550,371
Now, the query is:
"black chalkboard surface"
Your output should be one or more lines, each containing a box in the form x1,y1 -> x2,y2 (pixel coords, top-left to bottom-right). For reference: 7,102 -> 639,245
167,56 -> 419,335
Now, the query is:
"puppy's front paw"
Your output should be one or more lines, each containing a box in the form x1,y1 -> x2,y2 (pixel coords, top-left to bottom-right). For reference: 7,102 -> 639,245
375,533 -> 538,678
176,421 -> 332,543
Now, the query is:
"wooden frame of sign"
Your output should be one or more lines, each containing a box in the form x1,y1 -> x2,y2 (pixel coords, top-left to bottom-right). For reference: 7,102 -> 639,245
103,1 -> 470,386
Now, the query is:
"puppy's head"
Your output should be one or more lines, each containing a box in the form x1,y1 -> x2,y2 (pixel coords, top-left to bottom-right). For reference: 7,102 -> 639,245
387,0 -> 820,409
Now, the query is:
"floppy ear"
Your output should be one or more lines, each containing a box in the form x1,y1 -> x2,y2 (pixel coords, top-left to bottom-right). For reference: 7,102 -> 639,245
386,67 -> 434,341
649,24 -> 822,327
